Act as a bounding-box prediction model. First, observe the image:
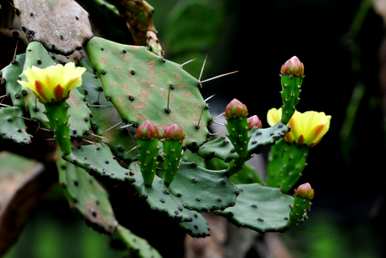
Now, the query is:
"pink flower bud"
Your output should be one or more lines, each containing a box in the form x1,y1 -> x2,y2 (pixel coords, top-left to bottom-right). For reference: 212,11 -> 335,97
163,123 -> 185,141
294,183 -> 314,200
247,115 -> 262,129
135,120 -> 160,139
280,56 -> 304,77
225,99 -> 248,119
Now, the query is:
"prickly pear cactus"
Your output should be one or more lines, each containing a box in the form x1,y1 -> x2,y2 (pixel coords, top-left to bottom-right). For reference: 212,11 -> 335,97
0,1 -> 331,256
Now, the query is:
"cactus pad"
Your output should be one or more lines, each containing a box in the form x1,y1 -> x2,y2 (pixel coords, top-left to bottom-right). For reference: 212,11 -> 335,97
79,58 -> 137,160
58,158 -> 118,233
115,225 -> 162,258
180,211 -> 210,237
129,162 -> 194,222
0,107 -> 31,144
229,164 -> 261,184
85,36 -> 211,145
198,136 -> 238,161
169,163 -> 238,211
68,143 -> 132,181
219,184 -> 293,232
266,140 -> 308,193
1,54 -> 25,107
247,123 -> 288,154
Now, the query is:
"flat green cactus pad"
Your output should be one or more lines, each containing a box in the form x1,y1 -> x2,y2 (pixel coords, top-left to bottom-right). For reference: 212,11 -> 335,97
247,123 -> 289,154
1,54 -> 25,107
86,36 -> 211,145
57,158 -> 162,258
229,164 -> 261,184
115,225 -> 162,258
79,58 -> 137,161
169,163 -> 238,211
179,211 -> 210,237
198,136 -> 238,161
68,143 -> 132,181
129,162 -> 195,223
0,107 -> 31,144
266,139 -> 308,193
219,183 -> 293,232
58,158 -> 118,233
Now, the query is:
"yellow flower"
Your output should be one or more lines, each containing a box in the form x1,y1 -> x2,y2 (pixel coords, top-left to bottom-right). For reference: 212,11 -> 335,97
18,62 -> 86,103
267,108 -> 331,147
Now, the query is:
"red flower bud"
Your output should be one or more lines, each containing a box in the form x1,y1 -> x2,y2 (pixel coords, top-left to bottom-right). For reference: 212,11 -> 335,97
280,56 -> 304,77
135,120 -> 160,139
247,115 -> 262,129
294,183 -> 314,200
225,99 -> 248,119
163,123 -> 185,141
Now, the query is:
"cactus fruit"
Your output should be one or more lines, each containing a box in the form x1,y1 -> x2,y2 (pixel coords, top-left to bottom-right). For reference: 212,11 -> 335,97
225,98 -> 249,159
247,115 -> 262,129
219,183 -> 293,232
136,120 -> 161,187
168,163 -> 238,211
161,123 -> 184,186
179,211 -> 210,237
0,106 -> 32,144
85,36 -> 211,146
266,139 -> 308,193
290,183 -> 313,225
279,56 -> 304,124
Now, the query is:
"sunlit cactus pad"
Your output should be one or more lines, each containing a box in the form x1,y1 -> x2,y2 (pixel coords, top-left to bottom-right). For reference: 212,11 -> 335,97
219,183 -> 293,232
86,36 -> 211,145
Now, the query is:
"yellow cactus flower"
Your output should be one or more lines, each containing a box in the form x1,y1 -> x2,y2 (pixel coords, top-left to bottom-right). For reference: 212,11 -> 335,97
267,108 -> 331,147
18,62 -> 86,103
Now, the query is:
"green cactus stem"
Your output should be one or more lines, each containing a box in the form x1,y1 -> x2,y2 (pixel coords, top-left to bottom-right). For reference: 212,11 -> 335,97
136,121 -> 161,187
45,101 -> 72,155
161,124 -> 184,186
266,139 -> 308,193
225,99 -> 249,159
290,183 -> 314,225
280,56 -> 304,123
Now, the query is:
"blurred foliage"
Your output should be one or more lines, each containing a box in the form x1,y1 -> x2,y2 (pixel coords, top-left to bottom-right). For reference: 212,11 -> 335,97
285,213 -> 378,258
4,212 -> 124,258
148,0 -> 225,77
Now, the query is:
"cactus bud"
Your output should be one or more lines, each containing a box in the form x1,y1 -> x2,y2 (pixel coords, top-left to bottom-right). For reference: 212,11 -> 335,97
294,183 -> 314,200
135,120 -> 160,140
280,56 -> 304,77
247,115 -> 262,129
163,124 -> 185,142
225,99 -> 248,119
